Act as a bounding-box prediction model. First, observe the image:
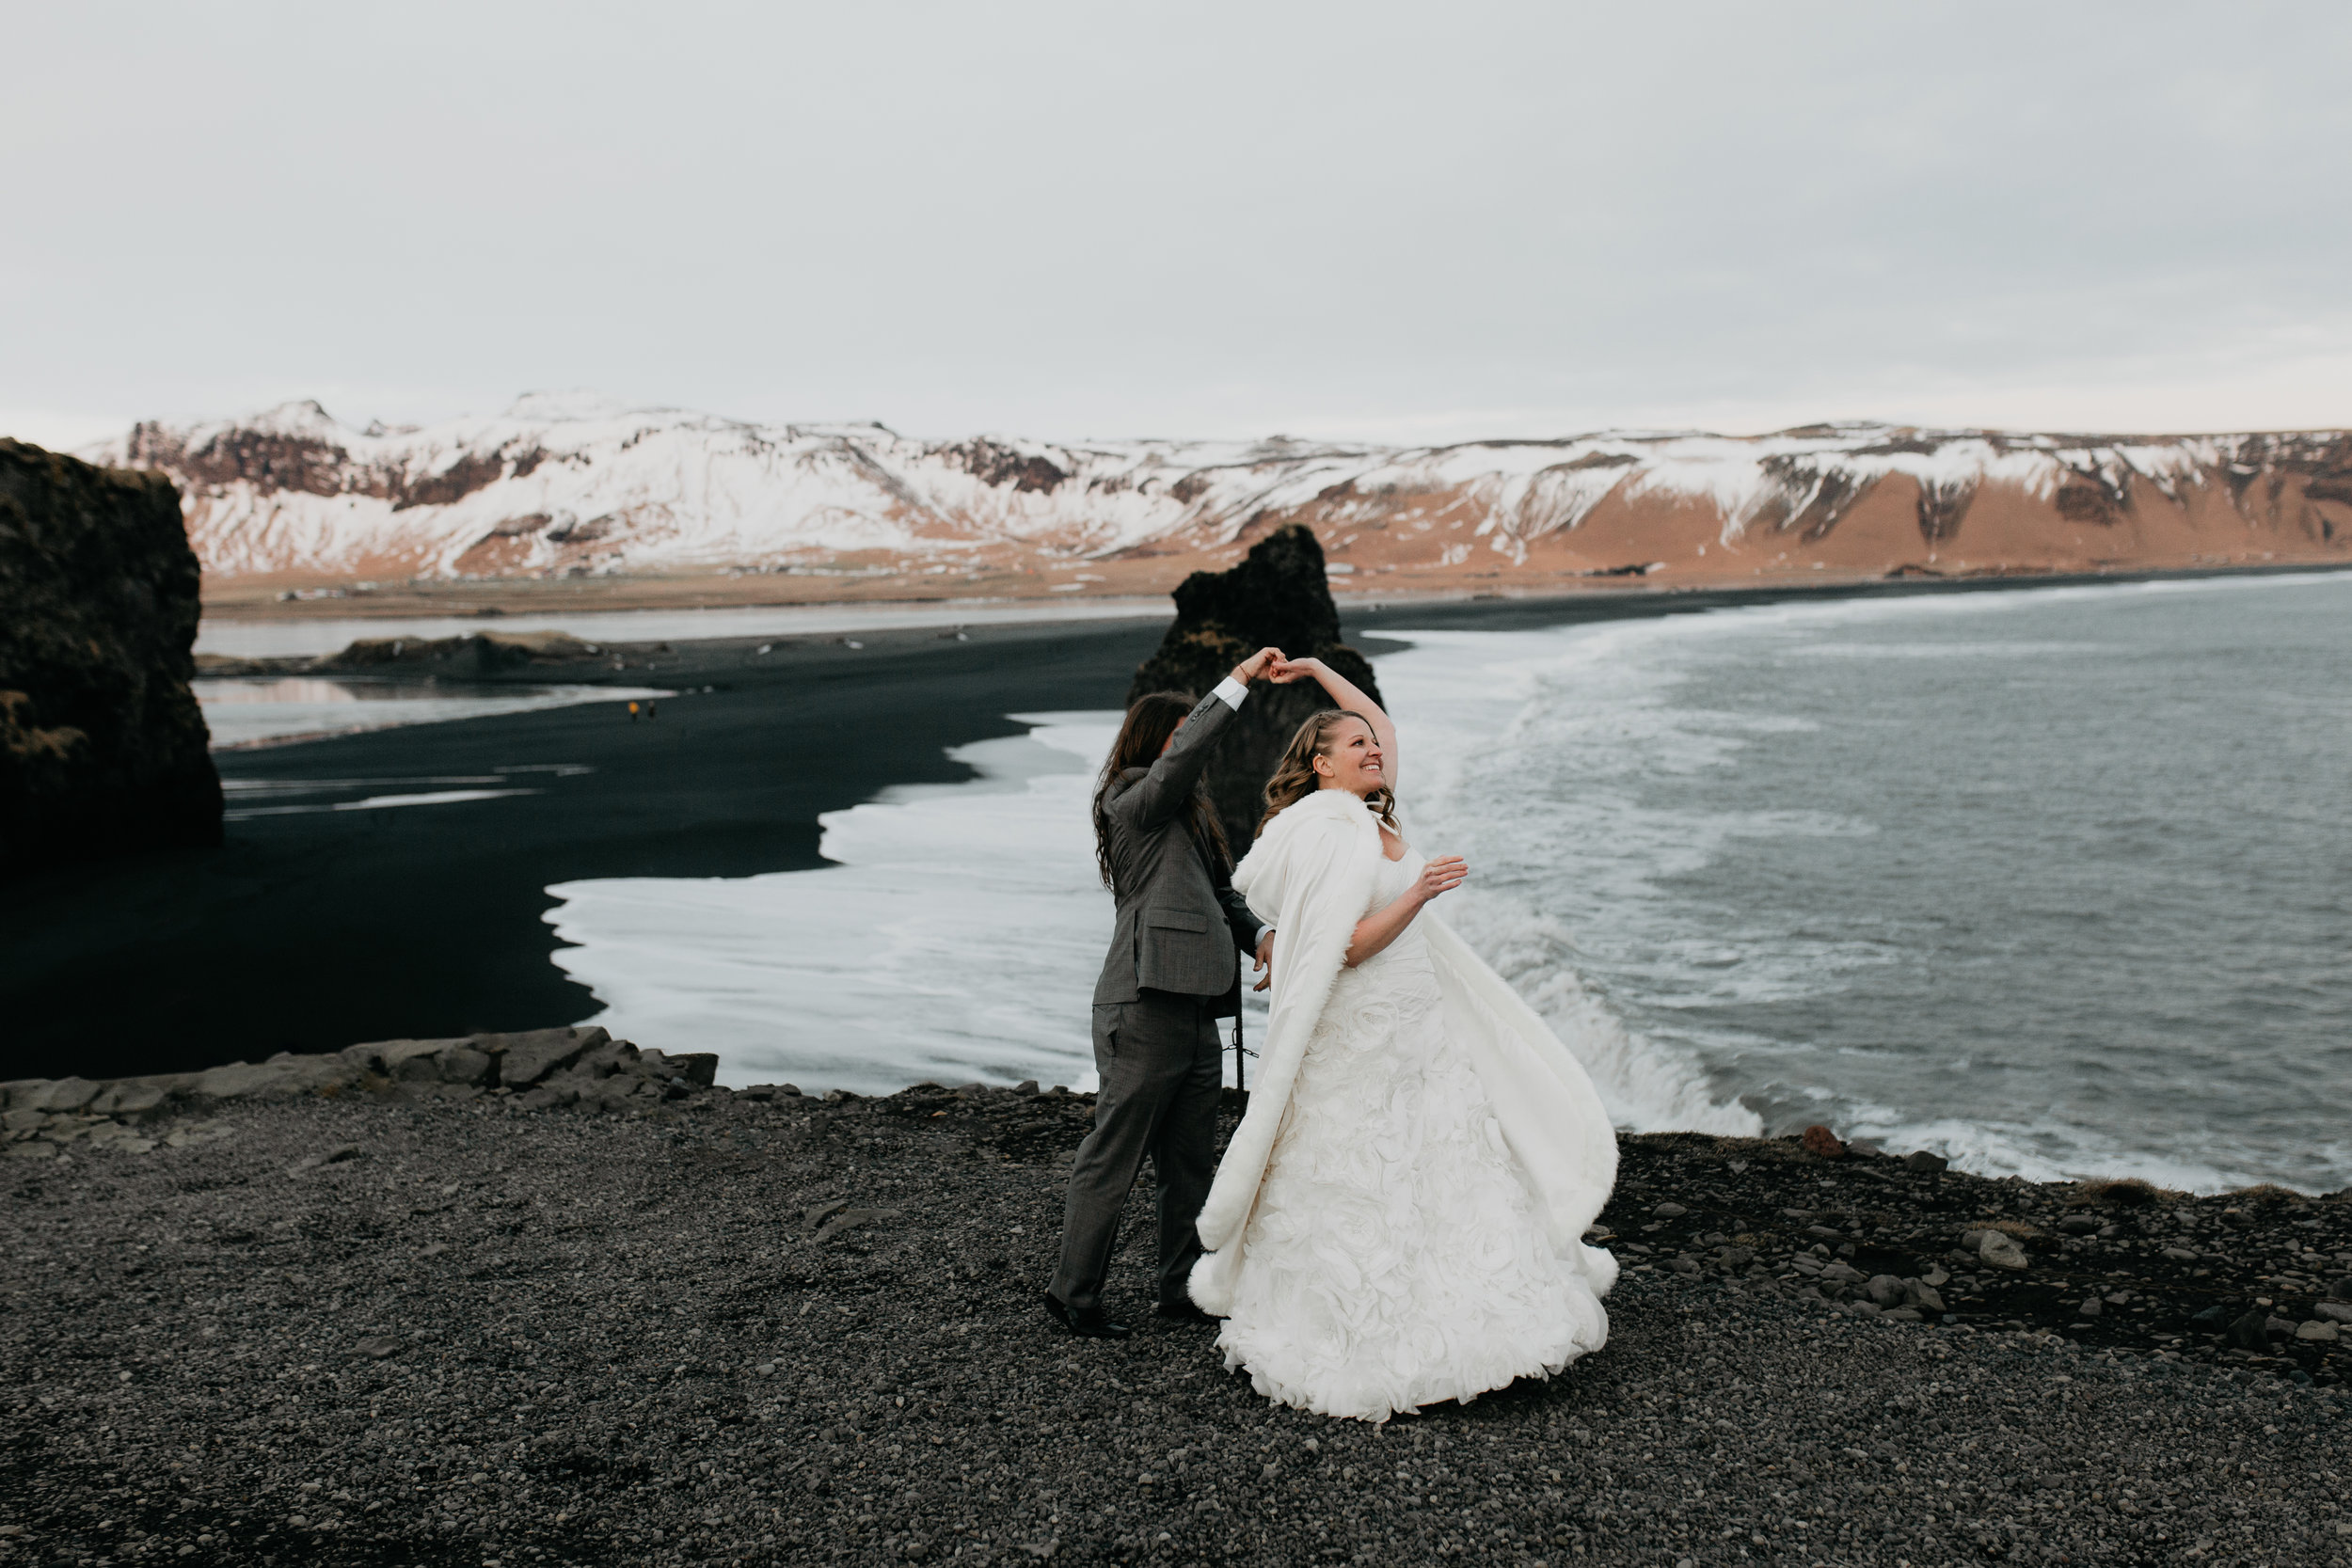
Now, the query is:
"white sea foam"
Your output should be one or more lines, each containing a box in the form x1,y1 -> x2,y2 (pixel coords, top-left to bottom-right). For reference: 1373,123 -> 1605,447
1838,1111 -> 2259,1196
196,675 -> 671,746
227,786 -> 540,819
1438,891 -> 1762,1138
1377,625 -> 1798,1136
545,714 -> 1143,1095
541,673 -> 1737,1132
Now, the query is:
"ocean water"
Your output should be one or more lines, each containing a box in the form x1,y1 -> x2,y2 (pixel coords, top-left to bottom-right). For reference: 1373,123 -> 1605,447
1389,571 -> 2352,1195
545,572 -> 2352,1193
196,676 -> 671,748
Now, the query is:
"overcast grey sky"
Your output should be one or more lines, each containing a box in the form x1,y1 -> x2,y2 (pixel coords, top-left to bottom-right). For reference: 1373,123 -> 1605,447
5,2 -> 2349,449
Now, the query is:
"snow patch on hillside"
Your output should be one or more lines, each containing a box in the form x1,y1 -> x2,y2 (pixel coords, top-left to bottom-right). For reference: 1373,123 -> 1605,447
89,395 -> 2340,578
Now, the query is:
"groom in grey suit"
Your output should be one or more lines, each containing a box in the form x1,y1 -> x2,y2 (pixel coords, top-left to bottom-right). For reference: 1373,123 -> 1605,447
1045,645 -> 1282,1338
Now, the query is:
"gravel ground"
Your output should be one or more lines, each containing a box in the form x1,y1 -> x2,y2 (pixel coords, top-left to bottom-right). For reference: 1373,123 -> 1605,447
5,1085 -> 2348,1567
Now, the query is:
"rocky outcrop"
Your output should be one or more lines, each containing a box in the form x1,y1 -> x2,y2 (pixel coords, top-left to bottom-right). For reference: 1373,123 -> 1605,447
1127,523 -> 1384,850
1604,1131 -> 2351,1374
193,627 -> 608,679
0,1025 -> 727,1157
0,439 -> 220,879
325,628 -> 603,672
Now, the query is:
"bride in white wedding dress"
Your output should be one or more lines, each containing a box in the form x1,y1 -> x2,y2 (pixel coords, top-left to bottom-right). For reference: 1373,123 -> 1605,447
1186,657 -> 1619,1423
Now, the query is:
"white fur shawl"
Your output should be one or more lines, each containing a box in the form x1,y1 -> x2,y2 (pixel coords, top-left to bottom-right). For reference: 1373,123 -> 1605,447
1188,787 -> 1620,1314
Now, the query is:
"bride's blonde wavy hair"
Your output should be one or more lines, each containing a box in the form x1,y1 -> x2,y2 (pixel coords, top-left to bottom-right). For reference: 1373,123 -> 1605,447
1260,708 -> 1397,838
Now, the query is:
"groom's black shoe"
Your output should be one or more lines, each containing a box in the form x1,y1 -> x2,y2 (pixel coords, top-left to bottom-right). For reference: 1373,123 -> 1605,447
1042,1292 -> 1133,1340
1154,1299 -> 1216,1324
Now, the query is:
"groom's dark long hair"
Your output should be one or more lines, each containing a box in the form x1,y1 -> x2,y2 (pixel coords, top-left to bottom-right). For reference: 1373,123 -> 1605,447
1095,691 -> 1232,894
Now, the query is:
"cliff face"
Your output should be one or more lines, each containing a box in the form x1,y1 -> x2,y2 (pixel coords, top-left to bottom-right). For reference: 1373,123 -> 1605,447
0,439 -> 221,879
1127,524 -> 1383,852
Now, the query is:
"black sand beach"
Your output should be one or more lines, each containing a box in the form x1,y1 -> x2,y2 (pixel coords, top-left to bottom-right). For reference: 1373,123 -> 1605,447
0,618 -> 1162,1083
5,1075 -> 2347,1567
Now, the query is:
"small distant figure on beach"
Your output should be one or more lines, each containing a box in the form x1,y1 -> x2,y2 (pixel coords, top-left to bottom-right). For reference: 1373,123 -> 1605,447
626,702 -> 640,721
645,701 -> 658,721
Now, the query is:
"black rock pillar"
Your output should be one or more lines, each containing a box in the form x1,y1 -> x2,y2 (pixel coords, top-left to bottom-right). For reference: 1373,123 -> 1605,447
0,438 -> 222,879
1126,523 -> 1382,852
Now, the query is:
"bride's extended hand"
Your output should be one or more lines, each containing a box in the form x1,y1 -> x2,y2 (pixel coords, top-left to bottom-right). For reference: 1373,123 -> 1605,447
1413,856 -> 1468,904
1343,856 -> 1467,966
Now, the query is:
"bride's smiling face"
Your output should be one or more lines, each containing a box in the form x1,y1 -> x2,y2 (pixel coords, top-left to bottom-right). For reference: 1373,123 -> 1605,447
1313,718 -> 1385,796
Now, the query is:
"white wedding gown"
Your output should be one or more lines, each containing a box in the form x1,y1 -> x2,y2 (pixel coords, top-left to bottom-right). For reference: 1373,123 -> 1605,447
1211,846 -> 1612,1422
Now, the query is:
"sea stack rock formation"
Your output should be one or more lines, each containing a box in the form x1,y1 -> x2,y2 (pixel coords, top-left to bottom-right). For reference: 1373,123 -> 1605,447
0,438 -> 220,879
1126,523 -> 1382,851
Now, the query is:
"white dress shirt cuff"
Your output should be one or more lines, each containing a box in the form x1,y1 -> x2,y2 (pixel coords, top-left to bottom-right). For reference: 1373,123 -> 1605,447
1210,675 -> 1248,711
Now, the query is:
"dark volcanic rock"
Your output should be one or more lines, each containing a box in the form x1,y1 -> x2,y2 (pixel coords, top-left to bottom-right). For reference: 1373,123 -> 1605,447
0,438 -> 219,879
322,627 -> 602,672
1126,523 -> 1382,850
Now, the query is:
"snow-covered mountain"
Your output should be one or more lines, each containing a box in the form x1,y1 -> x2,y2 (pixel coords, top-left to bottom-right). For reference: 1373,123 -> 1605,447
89,393 -> 2352,586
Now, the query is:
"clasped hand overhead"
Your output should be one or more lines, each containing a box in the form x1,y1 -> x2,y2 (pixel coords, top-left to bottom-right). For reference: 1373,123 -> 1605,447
1230,647 -> 1286,684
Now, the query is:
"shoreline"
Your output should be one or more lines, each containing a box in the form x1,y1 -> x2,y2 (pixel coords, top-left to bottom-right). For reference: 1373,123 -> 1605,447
3,616 -> 1175,1082
190,595 -> 1178,660
186,557 -> 2352,678
197,554 -> 2352,630
5,1061 -> 2344,1565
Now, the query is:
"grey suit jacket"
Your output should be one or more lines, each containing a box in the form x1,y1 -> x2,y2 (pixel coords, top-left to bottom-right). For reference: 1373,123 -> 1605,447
1092,690 -> 1262,1012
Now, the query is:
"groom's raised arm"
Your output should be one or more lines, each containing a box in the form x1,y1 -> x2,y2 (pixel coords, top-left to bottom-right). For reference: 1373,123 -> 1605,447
1112,687 -> 1240,832
1109,646 -> 1280,832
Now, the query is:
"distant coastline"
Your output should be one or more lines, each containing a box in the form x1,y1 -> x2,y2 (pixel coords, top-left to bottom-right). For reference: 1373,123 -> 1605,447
197,554 -> 2352,641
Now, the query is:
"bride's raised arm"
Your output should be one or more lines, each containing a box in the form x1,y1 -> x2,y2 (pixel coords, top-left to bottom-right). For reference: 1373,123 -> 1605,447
1270,656 -> 1400,788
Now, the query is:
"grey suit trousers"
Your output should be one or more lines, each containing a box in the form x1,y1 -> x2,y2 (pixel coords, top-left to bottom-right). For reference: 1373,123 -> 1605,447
1048,990 -> 1225,1316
